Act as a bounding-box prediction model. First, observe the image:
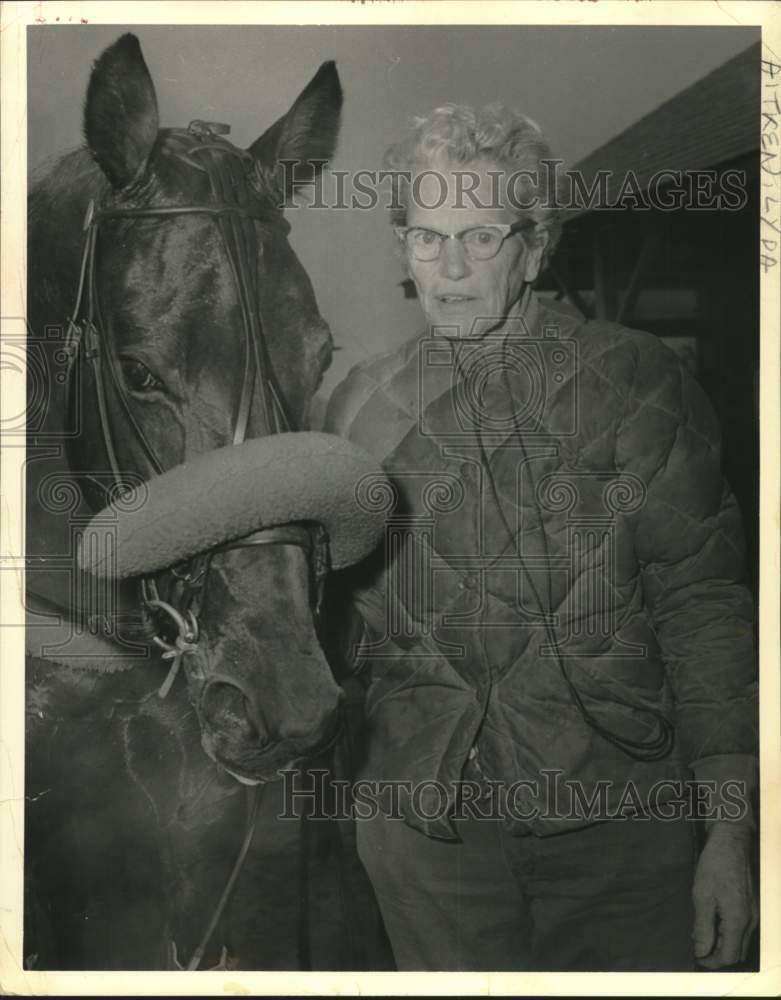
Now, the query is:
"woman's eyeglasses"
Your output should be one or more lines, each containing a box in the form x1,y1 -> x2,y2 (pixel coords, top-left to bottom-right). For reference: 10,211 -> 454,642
395,221 -> 533,262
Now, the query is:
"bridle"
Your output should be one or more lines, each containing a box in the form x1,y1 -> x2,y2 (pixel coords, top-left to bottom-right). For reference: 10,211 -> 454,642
65,119 -> 330,682
63,120 -> 331,968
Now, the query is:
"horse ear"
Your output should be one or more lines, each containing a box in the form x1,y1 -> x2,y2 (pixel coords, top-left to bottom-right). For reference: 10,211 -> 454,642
249,61 -> 343,201
84,34 -> 159,189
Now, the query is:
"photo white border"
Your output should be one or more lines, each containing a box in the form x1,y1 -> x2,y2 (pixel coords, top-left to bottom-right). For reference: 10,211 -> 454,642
2,1 -> 779,995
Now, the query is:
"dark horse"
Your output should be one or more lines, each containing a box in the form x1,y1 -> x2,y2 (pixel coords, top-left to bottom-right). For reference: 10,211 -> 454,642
25,34 -> 387,971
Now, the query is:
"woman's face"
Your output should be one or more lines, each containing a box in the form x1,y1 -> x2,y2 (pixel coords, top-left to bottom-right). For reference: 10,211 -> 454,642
404,163 -> 546,338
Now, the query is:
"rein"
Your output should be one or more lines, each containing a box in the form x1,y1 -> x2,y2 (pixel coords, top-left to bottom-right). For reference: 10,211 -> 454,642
62,121 -> 329,969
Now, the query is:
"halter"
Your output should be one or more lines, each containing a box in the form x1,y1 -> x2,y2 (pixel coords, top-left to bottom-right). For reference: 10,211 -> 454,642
62,122 -> 331,969
64,121 -> 330,695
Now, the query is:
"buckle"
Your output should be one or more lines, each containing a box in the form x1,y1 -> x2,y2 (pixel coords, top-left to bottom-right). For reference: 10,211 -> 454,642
188,120 -> 231,138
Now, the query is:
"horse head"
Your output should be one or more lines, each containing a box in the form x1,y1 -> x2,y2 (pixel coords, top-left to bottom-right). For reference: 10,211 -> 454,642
29,35 -> 370,784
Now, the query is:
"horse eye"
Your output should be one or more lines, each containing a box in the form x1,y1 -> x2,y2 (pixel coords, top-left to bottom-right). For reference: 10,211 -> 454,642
120,358 -> 162,393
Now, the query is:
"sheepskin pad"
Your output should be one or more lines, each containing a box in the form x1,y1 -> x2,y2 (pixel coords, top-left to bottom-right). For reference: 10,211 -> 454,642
78,432 -> 388,578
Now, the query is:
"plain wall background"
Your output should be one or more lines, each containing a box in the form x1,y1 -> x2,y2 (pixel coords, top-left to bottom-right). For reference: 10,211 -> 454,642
27,24 -> 757,422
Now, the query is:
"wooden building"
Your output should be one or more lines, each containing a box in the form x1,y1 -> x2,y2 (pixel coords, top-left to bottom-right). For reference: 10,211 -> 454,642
540,41 -> 761,586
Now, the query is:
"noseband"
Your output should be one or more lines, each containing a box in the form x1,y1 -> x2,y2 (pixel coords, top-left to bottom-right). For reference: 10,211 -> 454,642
60,119 -> 336,972
65,121 -> 331,696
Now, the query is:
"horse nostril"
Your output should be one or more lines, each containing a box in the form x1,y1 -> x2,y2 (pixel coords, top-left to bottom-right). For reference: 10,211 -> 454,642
201,680 -> 266,746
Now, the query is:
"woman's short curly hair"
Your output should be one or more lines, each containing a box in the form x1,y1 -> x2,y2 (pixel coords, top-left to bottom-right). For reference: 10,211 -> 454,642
383,102 -> 562,266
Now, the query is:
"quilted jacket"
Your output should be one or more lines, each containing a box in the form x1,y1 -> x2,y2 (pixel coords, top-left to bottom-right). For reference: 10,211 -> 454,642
325,294 -> 757,838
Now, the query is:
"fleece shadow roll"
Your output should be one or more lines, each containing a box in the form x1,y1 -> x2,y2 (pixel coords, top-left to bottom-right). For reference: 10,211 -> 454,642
78,432 -> 390,578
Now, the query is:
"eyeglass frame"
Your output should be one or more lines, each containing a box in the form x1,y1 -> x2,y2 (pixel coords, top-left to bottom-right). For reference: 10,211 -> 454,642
394,220 -> 535,262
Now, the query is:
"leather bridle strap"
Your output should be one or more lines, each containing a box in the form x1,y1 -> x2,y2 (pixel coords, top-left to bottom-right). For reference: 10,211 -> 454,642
61,125 -> 332,712
65,128 -> 310,606
63,125 -> 329,971
201,523 -> 329,622
70,127 -> 293,487
90,199 -> 288,453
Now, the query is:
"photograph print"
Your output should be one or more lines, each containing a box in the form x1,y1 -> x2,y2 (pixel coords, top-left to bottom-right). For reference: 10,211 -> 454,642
9,13 -> 772,983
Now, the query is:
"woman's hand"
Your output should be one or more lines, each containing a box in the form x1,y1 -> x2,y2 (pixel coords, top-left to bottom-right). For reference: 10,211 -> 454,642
692,821 -> 758,968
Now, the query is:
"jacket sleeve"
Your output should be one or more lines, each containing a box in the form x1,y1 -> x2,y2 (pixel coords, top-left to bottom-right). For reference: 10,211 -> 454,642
614,336 -> 758,787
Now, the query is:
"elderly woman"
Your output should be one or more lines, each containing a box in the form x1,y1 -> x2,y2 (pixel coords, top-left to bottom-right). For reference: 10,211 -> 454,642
325,105 -> 757,971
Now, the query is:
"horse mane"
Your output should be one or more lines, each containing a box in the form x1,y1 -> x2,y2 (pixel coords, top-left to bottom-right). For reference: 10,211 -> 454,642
28,148 -> 108,316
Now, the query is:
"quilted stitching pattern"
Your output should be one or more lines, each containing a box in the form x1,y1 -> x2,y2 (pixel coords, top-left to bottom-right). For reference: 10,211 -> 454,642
325,299 -> 757,836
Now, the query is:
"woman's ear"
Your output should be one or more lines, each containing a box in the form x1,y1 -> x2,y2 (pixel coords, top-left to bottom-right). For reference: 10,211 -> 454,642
523,227 -> 549,283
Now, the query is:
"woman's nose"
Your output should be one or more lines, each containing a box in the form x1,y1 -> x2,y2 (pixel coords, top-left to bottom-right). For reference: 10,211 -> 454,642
439,237 -> 471,280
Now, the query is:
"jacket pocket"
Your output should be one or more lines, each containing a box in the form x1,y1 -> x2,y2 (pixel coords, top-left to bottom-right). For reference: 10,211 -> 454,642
564,654 -> 674,746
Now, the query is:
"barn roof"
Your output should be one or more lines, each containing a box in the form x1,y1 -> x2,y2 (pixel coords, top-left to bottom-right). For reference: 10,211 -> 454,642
570,40 -> 760,206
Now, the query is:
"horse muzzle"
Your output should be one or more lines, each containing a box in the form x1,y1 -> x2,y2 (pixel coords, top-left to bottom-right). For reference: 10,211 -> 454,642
197,673 -> 343,783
